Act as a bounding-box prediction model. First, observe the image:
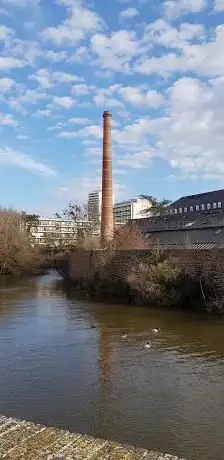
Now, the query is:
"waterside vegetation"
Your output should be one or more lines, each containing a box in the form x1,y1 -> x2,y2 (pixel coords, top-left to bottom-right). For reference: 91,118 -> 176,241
0,209 -> 43,276
65,225 -> 224,314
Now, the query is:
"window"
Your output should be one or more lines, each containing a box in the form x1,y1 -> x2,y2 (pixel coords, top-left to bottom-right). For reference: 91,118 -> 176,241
213,202 -> 217,209
201,204 -> 205,211
184,207 -> 188,213
190,206 -> 193,212
170,209 -> 173,215
218,202 -> 222,209
174,209 -> 178,214
207,203 -> 211,210
179,208 -> 182,214
196,205 -> 199,211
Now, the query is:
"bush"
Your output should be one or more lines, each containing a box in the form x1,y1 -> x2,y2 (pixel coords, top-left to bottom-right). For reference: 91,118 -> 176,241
0,209 -> 43,275
112,223 -> 149,250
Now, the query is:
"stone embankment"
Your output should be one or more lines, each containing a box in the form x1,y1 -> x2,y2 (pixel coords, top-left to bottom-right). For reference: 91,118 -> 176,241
0,415 -> 187,459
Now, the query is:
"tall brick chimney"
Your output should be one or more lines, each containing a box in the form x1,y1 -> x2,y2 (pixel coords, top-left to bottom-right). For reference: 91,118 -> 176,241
101,111 -> 114,247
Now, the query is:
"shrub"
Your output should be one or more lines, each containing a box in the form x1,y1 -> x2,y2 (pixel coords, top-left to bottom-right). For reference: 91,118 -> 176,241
0,209 -> 42,275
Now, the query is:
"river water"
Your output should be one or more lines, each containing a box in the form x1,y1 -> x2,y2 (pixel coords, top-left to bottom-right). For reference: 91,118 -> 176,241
0,271 -> 223,460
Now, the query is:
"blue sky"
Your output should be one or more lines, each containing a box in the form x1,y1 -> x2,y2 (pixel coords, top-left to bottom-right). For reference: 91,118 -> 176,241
1,0 -> 224,216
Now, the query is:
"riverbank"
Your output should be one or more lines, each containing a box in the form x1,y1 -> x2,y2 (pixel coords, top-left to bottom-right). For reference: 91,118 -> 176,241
58,248 -> 224,314
0,415 -> 186,459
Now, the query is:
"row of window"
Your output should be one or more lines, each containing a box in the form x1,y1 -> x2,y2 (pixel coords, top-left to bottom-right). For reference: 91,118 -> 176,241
171,202 -> 222,215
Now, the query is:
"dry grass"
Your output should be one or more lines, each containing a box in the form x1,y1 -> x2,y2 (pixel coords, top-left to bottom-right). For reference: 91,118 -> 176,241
111,224 -> 149,250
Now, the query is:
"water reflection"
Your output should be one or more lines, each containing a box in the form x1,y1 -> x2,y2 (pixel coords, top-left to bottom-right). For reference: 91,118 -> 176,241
0,272 -> 223,460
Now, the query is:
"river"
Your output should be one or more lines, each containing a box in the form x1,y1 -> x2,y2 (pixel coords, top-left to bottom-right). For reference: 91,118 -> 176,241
0,271 -> 223,460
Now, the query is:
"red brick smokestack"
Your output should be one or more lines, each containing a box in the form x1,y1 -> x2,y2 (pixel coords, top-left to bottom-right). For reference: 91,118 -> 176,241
101,111 -> 114,247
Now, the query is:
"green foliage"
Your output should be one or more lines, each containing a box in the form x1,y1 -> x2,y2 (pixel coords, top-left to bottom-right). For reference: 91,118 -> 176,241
140,195 -> 171,216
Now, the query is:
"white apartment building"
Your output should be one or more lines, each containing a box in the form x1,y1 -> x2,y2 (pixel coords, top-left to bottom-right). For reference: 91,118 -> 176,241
113,196 -> 150,224
88,191 -> 102,223
31,218 -> 89,247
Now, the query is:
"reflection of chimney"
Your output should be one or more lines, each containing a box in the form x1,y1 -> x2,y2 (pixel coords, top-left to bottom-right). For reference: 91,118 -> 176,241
101,111 -> 114,247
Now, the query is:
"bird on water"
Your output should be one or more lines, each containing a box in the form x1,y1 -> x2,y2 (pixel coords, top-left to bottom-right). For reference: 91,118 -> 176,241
121,334 -> 128,339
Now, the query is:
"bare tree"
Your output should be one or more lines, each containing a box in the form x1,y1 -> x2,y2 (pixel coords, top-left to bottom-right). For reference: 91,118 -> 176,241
55,201 -> 88,221
0,209 -> 42,275
55,201 -> 100,250
22,212 -> 40,234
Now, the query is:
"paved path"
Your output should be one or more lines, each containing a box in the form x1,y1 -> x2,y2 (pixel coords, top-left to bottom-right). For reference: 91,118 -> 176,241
0,415 -> 187,459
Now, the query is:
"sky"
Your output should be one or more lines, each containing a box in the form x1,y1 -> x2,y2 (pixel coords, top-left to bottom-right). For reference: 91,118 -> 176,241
1,0 -> 224,216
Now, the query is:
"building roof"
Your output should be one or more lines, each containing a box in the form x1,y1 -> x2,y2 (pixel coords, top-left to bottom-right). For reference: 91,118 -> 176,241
147,227 -> 224,249
170,189 -> 224,210
132,211 -> 224,233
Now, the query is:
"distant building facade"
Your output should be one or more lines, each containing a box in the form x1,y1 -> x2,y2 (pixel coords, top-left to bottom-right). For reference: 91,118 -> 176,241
169,189 -> 224,216
88,191 -> 102,223
113,196 -> 150,225
31,218 -> 89,247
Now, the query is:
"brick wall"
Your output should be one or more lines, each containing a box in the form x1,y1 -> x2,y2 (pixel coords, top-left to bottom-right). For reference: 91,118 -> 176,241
66,249 -> 224,290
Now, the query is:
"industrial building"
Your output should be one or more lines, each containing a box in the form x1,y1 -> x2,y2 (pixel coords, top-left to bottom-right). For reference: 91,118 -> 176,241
133,210 -> 224,249
169,189 -> 224,216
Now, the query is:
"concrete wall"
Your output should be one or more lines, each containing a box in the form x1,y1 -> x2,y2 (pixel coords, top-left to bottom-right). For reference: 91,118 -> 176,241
65,249 -> 224,290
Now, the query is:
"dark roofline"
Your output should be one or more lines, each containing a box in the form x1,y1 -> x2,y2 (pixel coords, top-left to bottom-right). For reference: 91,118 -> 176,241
171,188 -> 224,206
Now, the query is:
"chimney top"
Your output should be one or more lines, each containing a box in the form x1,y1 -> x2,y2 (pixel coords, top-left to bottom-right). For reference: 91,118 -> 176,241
103,110 -> 111,118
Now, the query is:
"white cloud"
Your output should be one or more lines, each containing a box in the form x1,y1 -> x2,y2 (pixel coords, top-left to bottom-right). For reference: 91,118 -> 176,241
93,92 -> 124,109
214,0 -> 224,11
91,29 -> 145,72
30,68 -> 53,89
71,83 -> 94,96
0,25 -> 14,41
112,76 -> 224,178
3,38 -> 42,65
44,50 -> 67,62
1,0 -> 40,6
68,117 -> 91,125
118,150 -> 153,169
58,131 -> 77,139
143,20 -> 204,49
30,68 -> 82,88
136,24 -> 224,78
60,124 -> 103,140
164,0 -> 207,20
41,0 -> 103,45
0,57 -> 26,71
53,96 -> 75,109
0,113 -> 18,127
120,7 -> 139,18
0,147 -> 56,176
119,86 -> 164,108
56,175 -> 125,203
8,89 -> 49,111
53,71 -> 82,83
33,109 -> 51,117
84,147 -> 102,156
68,46 -> 89,63
0,77 -> 15,93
